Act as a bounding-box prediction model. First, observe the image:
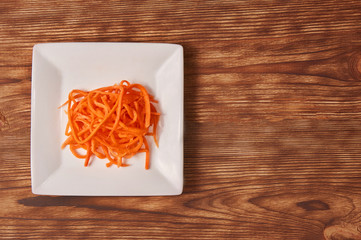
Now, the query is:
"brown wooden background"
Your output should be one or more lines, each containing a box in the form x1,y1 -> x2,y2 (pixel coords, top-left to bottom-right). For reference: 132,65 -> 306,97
1,1 -> 361,239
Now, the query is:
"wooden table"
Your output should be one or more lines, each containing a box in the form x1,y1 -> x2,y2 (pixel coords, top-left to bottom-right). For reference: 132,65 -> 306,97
1,1 -> 361,239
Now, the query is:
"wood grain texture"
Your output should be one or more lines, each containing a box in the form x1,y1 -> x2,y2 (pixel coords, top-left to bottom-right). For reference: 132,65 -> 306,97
1,0 -> 361,239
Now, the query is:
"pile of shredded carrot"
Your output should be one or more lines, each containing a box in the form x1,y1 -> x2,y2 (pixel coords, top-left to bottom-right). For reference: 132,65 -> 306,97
59,80 -> 160,169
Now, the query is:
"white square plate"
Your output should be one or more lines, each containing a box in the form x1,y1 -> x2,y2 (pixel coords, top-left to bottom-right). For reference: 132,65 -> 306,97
31,42 -> 183,196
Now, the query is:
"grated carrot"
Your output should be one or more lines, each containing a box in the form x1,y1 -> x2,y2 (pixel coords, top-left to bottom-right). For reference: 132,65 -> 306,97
59,80 -> 160,169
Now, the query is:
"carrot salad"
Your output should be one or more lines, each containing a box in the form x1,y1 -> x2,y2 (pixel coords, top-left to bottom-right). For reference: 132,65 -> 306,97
59,80 -> 160,169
